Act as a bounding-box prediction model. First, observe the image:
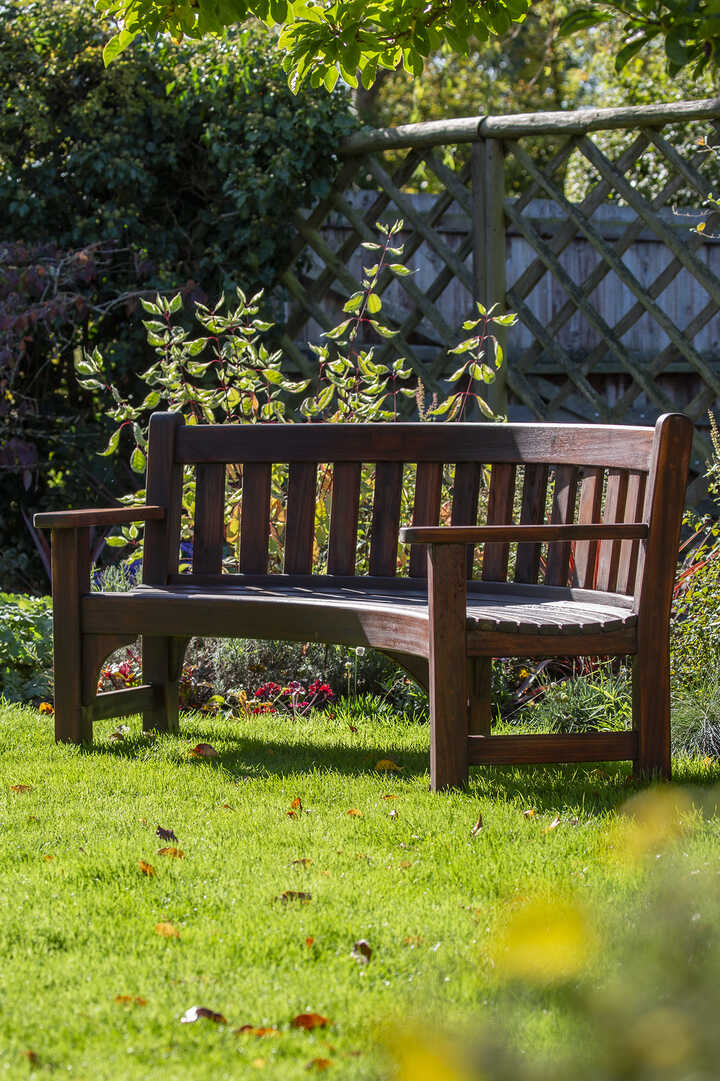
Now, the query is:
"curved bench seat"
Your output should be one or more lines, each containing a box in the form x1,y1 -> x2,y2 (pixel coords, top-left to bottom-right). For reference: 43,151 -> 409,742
82,580 -> 637,659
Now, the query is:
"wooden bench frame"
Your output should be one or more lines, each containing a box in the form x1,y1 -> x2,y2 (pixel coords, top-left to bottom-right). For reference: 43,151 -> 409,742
35,412 -> 693,790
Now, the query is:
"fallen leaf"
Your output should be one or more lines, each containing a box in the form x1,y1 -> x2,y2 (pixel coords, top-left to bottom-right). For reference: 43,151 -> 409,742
291,797 -> 302,810
157,846 -> 185,859
470,812 -> 483,836
404,935 -> 425,946
291,1013 -> 330,1030
523,809 -> 535,819
278,891 -> 312,903
189,743 -> 218,758
306,1059 -> 333,1071
351,939 -> 372,964
155,921 -> 180,938
400,860 -> 412,869
292,858 -> 312,867
44,854 -> 54,862
388,809 -> 399,819
28,815 -> 37,822
375,758 -> 402,772
221,803 -> 235,810
38,702 -> 54,715
110,725 -> 130,741
115,995 -> 147,1006
236,1026 -> 279,1037
382,794 -> 399,800
347,809 -> 363,817
21,1050 -> 39,1065
156,826 -> 178,842
180,1005 -> 226,1024
545,816 -> 562,832
139,817 -> 148,826
348,724 -> 358,733
703,755 -> 714,766
10,784 -> 32,793
306,936 -> 315,948
138,860 -> 156,876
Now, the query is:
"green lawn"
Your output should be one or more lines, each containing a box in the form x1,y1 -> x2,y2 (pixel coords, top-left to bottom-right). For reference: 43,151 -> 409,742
0,703 -> 718,1080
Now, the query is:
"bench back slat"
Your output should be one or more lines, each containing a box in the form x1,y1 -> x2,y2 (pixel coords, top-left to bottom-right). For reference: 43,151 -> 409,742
192,463 -> 225,575
482,463 -> 516,582
370,462 -> 404,577
617,470 -> 647,594
451,461 -> 482,577
545,465 -> 579,587
572,467 -> 604,589
596,468 -> 629,592
144,412 -> 183,585
514,464 -> 549,585
409,462 -> 444,578
328,461 -> 362,576
284,462 -> 317,575
239,462 -> 272,574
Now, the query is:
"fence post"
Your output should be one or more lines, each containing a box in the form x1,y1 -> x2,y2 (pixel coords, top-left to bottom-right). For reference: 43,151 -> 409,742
471,137 -> 508,417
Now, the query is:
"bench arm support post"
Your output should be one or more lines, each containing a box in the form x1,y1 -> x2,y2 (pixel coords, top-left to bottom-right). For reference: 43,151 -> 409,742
427,541 -> 469,790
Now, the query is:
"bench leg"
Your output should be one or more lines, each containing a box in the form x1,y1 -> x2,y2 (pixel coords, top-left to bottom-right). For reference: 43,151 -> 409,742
51,528 -> 92,743
428,543 -> 469,790
632,648 -> 671,780
142,636 -> 183,734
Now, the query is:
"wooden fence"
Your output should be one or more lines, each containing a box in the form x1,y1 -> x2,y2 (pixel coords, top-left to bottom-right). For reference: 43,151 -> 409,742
275,98 -> 720,502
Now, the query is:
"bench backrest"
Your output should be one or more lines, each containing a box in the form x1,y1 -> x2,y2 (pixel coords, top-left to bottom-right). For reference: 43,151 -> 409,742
143,414 -> 690,602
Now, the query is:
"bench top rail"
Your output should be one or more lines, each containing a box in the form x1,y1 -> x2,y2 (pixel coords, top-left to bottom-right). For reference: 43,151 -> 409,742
174,422 -> 655,471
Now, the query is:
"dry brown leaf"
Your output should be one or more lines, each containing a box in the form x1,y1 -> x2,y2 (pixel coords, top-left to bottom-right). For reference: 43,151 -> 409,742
382,794 -> 399,800
292,858 -> 312,867
470,812 -> 483,836
703,755 -> 714,766
404,935 -> 425,946
236,1025 -> 279,1037
139,817 -> 148,826
138,860 -> 156,876
155,921 -> 180,938
400,860 -> 412,869
157,846 -> 185,859
10,784 -> 32,793
375,759 -> 402,772
523,809 -> 535,819
545,816 -> 562,832
27,815 -> 37,822
189,743 -> 218,758
306,1059 -> 333,1071
306,936 -> 315,948
278,890 -> 312,903
348,724 -> 358,733
291,1013 -> 330,1030
115,994 -> 147,1006
291,797 -> 302,810
21,1050 -> 39,1065
180,1005 -> 227,1024
221,803 -> 235,810
346,809 -> 363,817
156,826 -> 178,842
44,854 -> 54,862
351,939 -> 372,964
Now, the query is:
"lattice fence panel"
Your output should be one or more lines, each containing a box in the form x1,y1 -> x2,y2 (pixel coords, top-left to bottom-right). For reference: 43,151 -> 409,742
276,101 -> 720,499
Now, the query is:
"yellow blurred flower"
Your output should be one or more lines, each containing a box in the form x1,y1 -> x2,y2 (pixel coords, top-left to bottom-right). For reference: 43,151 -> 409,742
38,702 -> 54,715
492,897 -> 594,983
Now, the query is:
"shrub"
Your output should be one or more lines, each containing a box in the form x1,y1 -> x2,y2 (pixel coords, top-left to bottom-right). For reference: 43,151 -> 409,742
0,0 -> 356,591
0,592 -> 53,702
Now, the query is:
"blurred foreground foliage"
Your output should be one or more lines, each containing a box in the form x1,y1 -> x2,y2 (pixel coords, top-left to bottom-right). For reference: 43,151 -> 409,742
394,785 -> 720,1081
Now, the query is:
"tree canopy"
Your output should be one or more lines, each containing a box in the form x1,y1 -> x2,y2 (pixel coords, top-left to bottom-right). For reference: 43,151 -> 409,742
98,0 -> 720,90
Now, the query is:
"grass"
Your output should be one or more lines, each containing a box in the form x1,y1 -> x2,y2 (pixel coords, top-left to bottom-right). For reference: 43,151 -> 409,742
1,703 -> 720,1080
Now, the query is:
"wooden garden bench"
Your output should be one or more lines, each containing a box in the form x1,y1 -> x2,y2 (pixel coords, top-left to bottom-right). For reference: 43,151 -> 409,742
35,411 -> 692,790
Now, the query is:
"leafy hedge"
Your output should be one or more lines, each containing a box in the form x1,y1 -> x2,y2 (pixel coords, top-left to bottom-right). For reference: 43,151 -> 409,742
0,0 -> 355,592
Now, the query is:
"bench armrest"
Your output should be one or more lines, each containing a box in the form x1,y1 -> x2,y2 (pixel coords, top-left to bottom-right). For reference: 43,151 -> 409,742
34,506 -> 166,530
400,523 -> 648,544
